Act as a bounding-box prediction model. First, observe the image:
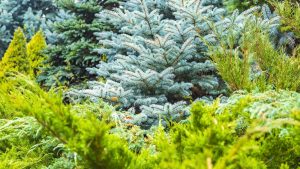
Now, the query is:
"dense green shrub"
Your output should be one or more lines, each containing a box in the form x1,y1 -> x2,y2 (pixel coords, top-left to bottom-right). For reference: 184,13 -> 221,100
1,74 -> 300,168
0,73 -> 134,168
129,90 -> 300,169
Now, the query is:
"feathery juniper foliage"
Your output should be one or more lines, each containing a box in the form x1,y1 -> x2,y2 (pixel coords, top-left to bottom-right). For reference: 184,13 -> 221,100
70,0 -> 228,128
38,0 -> 120,88
0,73 -> 134,169
0,117 -> 76,169
0,0 -> 58,57
1,74 -> 300,168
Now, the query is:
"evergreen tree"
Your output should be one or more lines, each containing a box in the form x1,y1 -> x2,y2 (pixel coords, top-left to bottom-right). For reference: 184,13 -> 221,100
0,28 -> 29,76
70,0 -> 229,128
38,0 -> 120,88
0,0 -> 58,57
27,30 -> 47,77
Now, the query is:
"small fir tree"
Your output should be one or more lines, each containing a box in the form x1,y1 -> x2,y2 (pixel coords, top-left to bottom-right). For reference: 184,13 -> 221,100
0,28 -> 29,75
27,30 -> 47,77
38,0 -> 120,88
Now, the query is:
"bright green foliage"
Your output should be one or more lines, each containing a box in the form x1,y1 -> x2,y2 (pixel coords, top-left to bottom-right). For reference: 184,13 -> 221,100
131,90 -> 300,169
208,23 -> 267,92
209,21 -> 300,92
0,73 -> 134,168
209,39 -> 263,92
1,1 -> 300,168
1,74 -> 300,168
247,29 -> 300,91
27,30 -> 47,77
0,28 -> 29,76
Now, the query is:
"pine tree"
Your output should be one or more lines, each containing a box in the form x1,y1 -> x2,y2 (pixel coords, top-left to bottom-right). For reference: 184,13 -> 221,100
69,0 -> 229,128
0,0 -> 58,57
27,30 -> 47,77
0,28 -> 29,75
38,0 -> 120,88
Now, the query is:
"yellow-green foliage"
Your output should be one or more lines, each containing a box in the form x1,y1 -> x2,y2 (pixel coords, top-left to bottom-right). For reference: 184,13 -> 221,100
0,73 -> 134,169
1,74 -> 300,169
0,28 -> 29,76
27,30 -> 47,77
208,24 -> 268,92
130,90 -> 300,169
209,23 -> 300,92
247,30 -> 300,91
209,37 -> 264,92
0,117 -> 75,169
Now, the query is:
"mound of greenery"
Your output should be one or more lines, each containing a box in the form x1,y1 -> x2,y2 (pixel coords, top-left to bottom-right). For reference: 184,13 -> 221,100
0,74 -> 299,168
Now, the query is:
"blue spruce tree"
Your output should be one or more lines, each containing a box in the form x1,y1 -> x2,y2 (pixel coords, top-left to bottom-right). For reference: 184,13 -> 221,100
0,0 -> 58,57
70,0 -> 230,128
70,1 -> 287,129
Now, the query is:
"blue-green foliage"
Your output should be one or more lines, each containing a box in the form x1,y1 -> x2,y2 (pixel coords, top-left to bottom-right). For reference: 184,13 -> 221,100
260,4 -> 296,50
70,1 -> 287,128
0,0 -> 58,57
